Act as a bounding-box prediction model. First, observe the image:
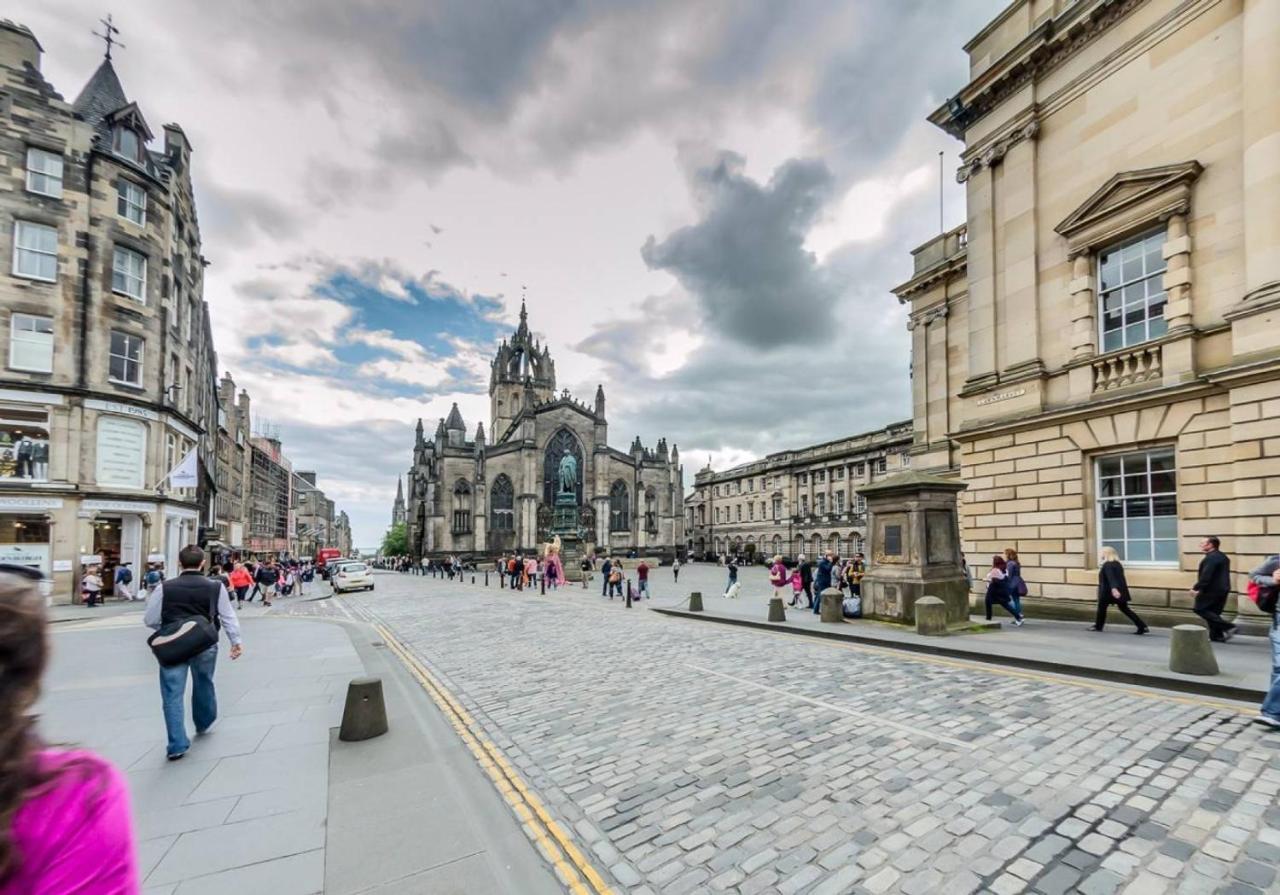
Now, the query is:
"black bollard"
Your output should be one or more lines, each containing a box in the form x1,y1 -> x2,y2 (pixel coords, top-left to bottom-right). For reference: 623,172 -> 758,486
471,574 -> 475,584
625,579 -> 632,608
485,571 -> 489,587
541,574 -> 546,595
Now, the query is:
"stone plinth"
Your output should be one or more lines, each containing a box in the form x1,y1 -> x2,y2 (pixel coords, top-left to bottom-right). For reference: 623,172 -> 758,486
339,677 -> 389,742
688,591 -> 703,612
767,598 -> 786,622
857,471 -> 969,626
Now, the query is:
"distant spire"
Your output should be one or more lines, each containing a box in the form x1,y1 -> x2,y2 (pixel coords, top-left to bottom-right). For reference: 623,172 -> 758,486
395,477 -> 404,500
445,402 -> 466,431
92,13 -> 125,61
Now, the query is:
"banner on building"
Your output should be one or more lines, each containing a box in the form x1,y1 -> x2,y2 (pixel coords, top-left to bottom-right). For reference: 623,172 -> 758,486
166,448 -> 199,489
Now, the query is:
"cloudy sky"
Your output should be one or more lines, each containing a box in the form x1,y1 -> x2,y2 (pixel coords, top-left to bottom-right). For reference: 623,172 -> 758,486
25,0 -> 1004,547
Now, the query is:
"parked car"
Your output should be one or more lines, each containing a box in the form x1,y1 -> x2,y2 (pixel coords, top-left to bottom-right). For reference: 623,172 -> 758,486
332,561 -> 373,593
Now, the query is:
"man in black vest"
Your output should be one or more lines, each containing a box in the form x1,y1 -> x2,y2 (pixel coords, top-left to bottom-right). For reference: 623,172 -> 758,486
143,545 -> 243,761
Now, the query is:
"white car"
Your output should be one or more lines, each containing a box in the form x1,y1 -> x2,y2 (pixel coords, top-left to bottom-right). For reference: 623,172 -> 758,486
332,562 -> 374,593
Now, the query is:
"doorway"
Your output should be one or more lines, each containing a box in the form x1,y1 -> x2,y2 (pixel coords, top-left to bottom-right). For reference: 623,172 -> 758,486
93,517 -> 122,597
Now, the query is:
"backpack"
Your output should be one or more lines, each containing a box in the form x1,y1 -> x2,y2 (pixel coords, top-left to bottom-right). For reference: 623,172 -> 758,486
1246,580 -> 1278,615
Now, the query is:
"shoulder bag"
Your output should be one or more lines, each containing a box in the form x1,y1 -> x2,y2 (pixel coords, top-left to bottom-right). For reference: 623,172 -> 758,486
148,585 -> 219,667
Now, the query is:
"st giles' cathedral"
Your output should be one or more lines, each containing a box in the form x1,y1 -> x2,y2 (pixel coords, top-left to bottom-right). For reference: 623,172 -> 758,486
401,304 -> 684,559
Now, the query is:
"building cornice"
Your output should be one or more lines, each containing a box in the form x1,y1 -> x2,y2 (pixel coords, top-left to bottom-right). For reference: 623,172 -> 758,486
930,0 -> 1149,139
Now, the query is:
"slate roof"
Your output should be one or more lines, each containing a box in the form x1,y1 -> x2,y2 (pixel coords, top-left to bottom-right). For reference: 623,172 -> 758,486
72,59 -> 128,128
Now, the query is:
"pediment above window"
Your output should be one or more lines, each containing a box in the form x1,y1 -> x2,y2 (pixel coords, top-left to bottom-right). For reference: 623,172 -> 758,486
1055,161 -> 1202,257
105,102 -> 154,141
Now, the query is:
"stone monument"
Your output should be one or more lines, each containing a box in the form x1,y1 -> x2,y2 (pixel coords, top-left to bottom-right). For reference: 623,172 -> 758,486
552,450 -> 587,581
857,471 -> 969,626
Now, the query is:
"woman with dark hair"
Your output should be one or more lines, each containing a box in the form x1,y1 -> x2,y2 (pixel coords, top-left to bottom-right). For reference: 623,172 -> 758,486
984,555 -> 1024,625
0,565 -> 138,892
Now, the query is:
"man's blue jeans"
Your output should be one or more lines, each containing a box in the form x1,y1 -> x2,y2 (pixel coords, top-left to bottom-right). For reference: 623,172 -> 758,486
159,645 -> 218,757
1262,616 -> 1280,719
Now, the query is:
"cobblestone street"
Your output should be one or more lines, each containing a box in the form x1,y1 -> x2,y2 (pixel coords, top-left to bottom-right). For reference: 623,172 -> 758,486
289,572 -> 1280,895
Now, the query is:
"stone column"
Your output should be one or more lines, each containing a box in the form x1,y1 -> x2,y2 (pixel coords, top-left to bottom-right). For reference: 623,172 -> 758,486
963,164 -> 998,390
997,136 -> 1042,379
1242,0 -> 1280,304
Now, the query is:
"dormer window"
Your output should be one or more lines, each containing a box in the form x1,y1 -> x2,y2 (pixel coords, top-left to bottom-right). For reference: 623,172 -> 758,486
113,126 -> 141,162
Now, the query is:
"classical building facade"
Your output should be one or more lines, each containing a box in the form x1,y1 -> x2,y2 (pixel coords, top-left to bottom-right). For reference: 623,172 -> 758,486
684,421 -> 913,562
211,372 -> 250,553
293,470 -> 335,558
0,23 -> 219,599
405,304 -> 684,559
894,0 -> 1280,623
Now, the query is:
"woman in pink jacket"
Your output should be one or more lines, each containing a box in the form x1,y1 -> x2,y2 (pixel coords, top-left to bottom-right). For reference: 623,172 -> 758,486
0,564 -> 138,894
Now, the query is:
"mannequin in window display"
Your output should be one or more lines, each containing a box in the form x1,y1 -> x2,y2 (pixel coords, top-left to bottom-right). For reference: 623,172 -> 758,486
31,438 -> 48,480
14,435 -> 34,479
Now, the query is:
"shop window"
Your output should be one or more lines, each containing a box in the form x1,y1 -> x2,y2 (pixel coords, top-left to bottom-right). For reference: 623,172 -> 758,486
26,147 -> 63,198
0,516 -> 52,577
0,406 -> 50,481
9,313 -> 53,373
1096,448 -> 1177,565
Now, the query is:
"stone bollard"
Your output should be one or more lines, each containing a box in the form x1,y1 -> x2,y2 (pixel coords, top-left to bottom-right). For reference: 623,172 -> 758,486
915,596 -> 948,636
819,588 -> 843,623
1169,624 -> 1220,676
768,597 -> 786,622
688,591 -> 703,612
339,676 -> 389,742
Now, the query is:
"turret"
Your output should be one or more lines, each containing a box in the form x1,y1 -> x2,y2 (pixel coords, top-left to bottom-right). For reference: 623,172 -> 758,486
475,422 -> 486,450
445,402 -> 466,448
594,384 -> 605,417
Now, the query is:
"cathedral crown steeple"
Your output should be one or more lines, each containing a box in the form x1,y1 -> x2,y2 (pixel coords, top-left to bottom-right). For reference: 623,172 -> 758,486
490,296 -> 556,439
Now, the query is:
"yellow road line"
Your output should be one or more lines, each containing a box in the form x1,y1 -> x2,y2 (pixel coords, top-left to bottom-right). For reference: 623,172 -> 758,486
719,621 -> 1254,715
374,624 -> 615,895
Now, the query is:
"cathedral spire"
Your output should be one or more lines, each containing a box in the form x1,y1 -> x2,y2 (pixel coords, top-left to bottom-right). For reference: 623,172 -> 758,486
594,383 -> 605,416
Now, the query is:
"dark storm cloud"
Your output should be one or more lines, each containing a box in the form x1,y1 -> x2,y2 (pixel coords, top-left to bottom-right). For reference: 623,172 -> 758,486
197,181 -> 304,249
640,151 -> 838,349
578,183 -> 948,463
180,1 -> 1000,181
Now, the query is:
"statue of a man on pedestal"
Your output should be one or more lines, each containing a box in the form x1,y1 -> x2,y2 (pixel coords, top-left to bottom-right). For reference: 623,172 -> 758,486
558,450 -> 577,496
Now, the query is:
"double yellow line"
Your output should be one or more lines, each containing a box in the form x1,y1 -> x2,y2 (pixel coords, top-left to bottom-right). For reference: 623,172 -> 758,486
374,624 -> 615,895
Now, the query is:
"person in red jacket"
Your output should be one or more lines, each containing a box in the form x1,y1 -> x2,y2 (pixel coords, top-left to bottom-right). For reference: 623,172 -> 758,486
636,561 -> 650,599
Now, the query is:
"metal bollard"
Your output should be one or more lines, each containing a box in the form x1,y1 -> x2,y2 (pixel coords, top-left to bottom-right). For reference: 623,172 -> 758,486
541,575 -> 546,595
339,677 -> 389,742
471,574 -> 475,584
485,571 -> 489,587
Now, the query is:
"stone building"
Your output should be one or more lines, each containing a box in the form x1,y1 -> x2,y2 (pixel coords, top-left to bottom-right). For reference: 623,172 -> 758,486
0,23 -> 218,599
684,421 -> 913,562
333,510 -> 353,557
894,0 -> 1280,623
293,470 -> 334,559
404,303 -> 684,559
211,372 -> 250,553
245,434 -> 290,556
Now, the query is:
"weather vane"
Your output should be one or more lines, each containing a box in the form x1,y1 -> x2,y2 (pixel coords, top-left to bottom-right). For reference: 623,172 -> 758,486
92,14 -> 125,61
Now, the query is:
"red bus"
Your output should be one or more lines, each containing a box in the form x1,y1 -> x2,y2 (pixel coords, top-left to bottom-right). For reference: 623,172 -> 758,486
315,548 -> 341,569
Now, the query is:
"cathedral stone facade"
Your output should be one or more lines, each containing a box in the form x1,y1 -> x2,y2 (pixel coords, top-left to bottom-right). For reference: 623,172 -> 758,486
404,305 -> 684,559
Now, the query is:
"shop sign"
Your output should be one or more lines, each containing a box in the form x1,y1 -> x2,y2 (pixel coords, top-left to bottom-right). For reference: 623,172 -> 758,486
0,543 -> 49,574
83,499 -> 157,513
95,417 -> 148,489
85,399 -> 160,422
0,389 -> 63,406
0,496 -> 63,510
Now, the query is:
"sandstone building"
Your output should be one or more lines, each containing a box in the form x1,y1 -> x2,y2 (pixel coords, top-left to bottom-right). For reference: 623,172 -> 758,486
0,23 -> 218,597
684,422 -> 913,562
404,304 -> 684,559
894,0 -> 1280,623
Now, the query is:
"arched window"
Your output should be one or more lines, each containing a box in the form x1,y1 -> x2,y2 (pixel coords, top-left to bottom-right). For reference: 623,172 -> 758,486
609,480 -> 629,532
452,480 -> 472,534
490,475 -> 514,531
